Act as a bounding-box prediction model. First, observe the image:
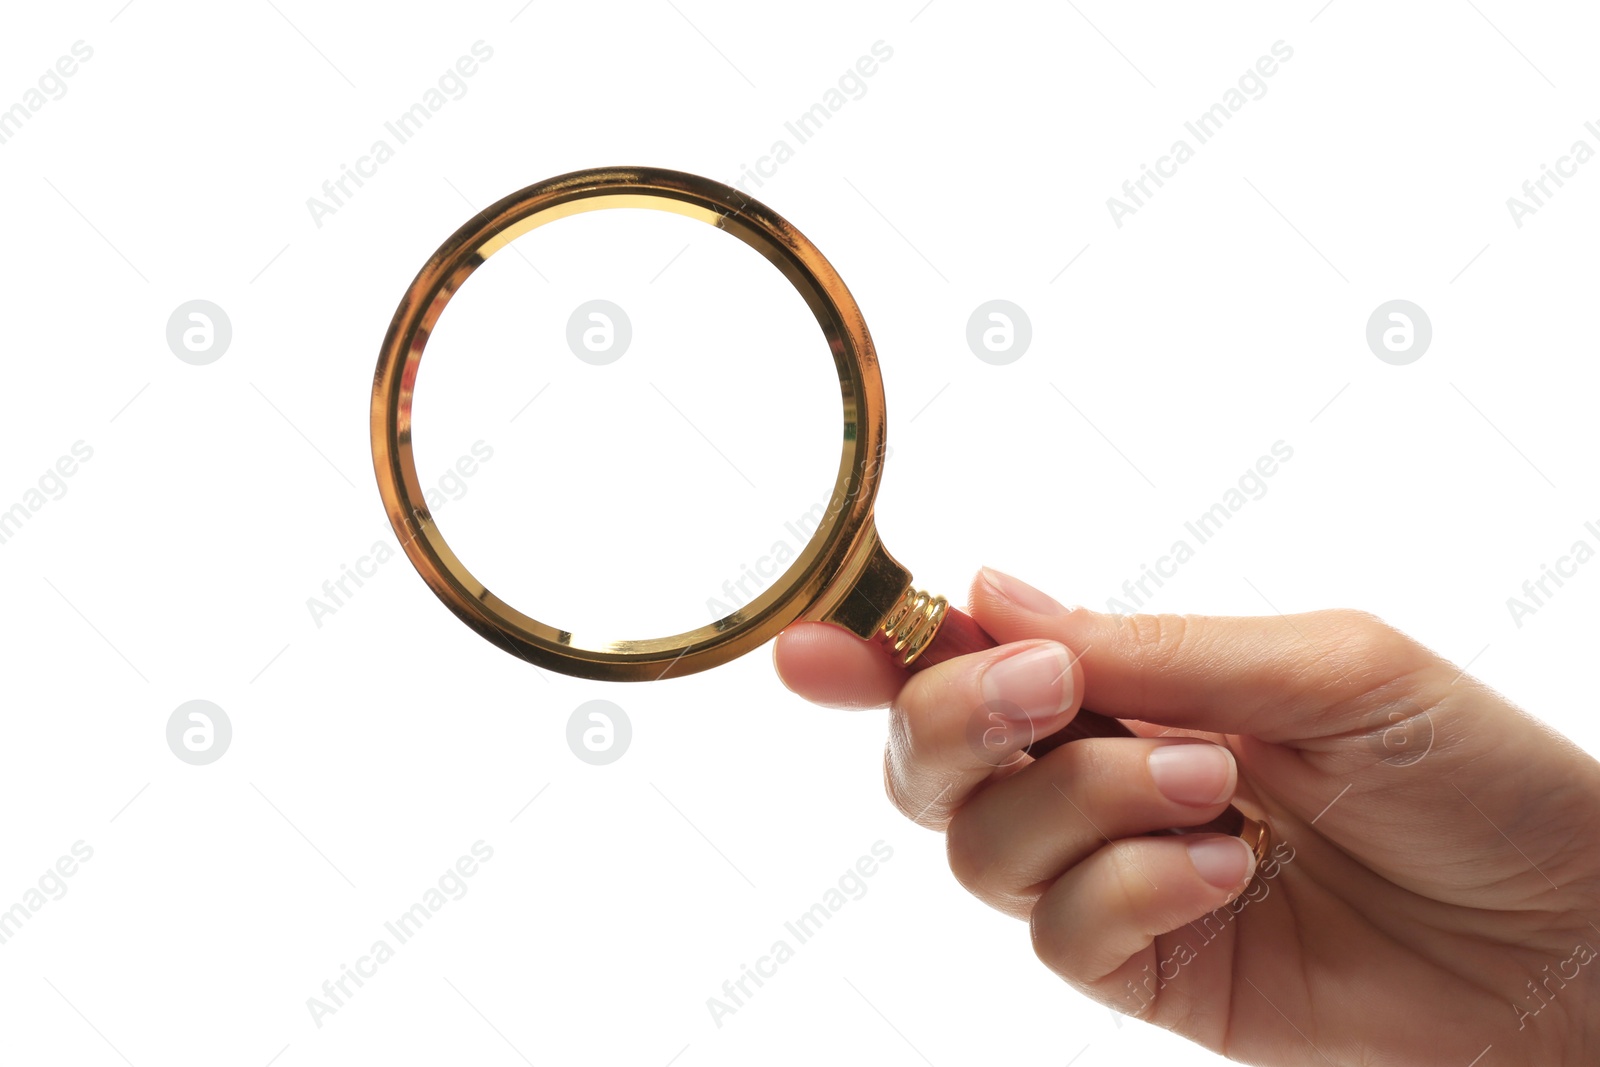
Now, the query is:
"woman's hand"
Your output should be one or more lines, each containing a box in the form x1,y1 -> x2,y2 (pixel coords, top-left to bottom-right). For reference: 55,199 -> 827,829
774,568 -> 1600,1065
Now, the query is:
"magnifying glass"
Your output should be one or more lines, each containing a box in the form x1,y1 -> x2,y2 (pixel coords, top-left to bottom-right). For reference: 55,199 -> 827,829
369,166 -> 1269,862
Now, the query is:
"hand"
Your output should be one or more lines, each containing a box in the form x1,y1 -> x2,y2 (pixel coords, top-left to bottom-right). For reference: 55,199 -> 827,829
774,568 -> 1600,1066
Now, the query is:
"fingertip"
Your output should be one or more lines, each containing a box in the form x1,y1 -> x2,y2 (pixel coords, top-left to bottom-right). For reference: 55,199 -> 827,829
773,621 -> 907,709
969,567 -> 1094,642
1185,834 -> 1257,892
974,566 -> 1073,616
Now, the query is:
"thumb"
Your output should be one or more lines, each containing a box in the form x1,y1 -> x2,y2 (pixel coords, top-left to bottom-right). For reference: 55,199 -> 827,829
969,567 -> 1452,745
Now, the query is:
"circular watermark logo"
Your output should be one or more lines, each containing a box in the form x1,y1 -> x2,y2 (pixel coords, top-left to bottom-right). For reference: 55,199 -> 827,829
166,699 -> 232,766
1366,300 -> 1431,365
1364,701 -> 1434,768
566,300 -> 632,365
566,699 -> 631,765
964,699 -> 1035,767
966,300 -> 1032,366
166,300 -> 232,365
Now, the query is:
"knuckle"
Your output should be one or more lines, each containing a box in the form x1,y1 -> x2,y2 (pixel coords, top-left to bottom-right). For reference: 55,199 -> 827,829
881,748 -> 918,821
1029,896 -> 1090,981
944,803 -> 998,896
1024,844 -> 1139,985
1315,608 -> 1432,683
1324,607 -> 1398,646
888,677 -> 951,769
882,747 -> 951,829
1104,844 -> 1150,911
885,696 -> 917,765
1029,846 -> 1147,985
892,667 -> 992,774
1029,904 -> 1068,973
1119,612 -> 1194,673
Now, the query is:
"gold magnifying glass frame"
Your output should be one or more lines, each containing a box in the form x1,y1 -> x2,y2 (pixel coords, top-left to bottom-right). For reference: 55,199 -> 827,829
370,166 -> 922,682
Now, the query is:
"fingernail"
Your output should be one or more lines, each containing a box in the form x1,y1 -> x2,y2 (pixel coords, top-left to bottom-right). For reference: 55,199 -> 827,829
979,567 -> 1072,616
1187,836 -> 1255,891
1148,744 -> 1236,807
980,642 -> 1074,724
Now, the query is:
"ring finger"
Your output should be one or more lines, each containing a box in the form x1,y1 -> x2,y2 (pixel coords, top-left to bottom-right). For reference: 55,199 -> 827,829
946,737 -> 1240,917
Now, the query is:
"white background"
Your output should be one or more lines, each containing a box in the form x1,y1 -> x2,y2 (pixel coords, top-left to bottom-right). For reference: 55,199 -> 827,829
3,2 -> 1599,1065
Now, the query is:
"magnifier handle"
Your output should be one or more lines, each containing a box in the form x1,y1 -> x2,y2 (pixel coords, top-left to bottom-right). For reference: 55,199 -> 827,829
904,606 -> 1250,839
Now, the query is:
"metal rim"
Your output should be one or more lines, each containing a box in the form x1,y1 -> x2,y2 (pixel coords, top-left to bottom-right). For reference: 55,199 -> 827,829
370,166 -> 887,681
